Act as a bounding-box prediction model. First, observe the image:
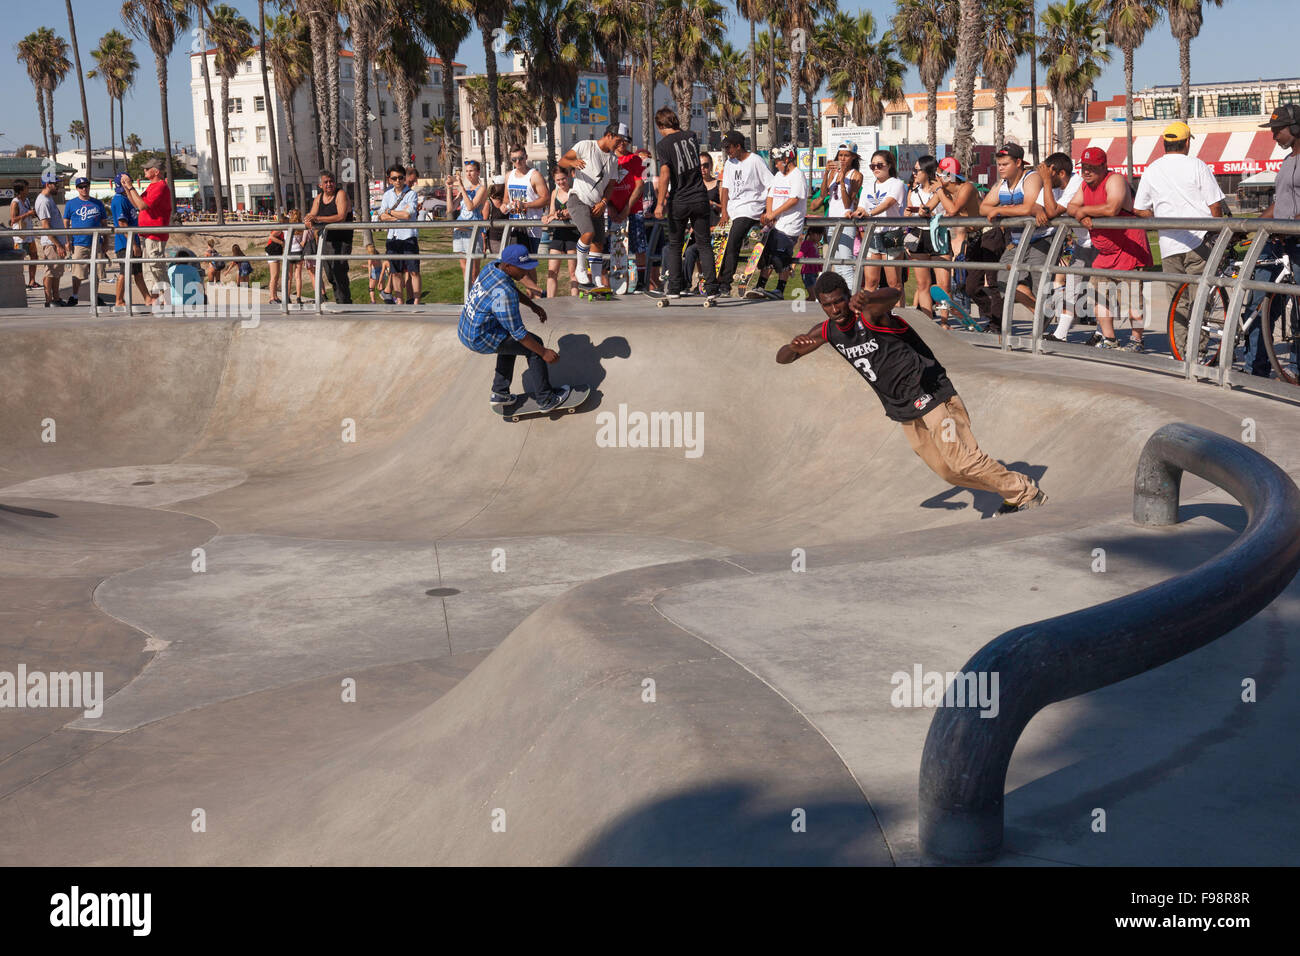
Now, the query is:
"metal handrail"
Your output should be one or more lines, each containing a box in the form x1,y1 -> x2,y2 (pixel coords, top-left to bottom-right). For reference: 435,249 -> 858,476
918,422 -> 1300,863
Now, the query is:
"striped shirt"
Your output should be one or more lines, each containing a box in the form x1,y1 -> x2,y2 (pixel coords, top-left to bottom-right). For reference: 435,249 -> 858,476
458,262 -> 528,353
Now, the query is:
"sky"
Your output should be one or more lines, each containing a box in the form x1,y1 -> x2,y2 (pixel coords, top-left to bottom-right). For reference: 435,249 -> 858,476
2,0 -> 1292,154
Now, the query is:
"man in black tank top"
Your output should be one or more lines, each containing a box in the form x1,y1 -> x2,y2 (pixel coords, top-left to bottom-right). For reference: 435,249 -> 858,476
777,274 -> 1047,514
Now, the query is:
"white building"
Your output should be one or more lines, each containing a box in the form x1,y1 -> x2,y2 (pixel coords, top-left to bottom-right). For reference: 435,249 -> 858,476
457,54 -> 709,176
190,47 -> 466,212
54,148 -> 135,182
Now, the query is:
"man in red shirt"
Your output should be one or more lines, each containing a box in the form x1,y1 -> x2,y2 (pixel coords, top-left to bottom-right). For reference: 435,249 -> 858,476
118,158 -> 173,303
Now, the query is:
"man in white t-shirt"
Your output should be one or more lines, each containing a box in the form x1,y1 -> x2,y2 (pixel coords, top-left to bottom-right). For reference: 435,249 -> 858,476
34,172 -> 69,307
557,123 -> 627,287
746,144 -> 808,299
1132,121 -> 1227,340
716,130 -> 773,293
1035,152 -> 1093,340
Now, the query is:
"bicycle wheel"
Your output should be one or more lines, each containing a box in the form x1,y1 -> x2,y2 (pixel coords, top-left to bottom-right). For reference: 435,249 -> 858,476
1261,290 -> 1300,385
1168,282 -> 1229,364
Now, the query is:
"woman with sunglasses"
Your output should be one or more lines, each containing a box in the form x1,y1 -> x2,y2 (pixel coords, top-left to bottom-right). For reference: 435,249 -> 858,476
851,150 -> 907,293
904,155 -> 951,326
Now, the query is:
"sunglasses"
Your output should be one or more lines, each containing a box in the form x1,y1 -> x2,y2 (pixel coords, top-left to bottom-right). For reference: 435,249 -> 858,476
869,163 -> 887,170
388,174 -> 402,181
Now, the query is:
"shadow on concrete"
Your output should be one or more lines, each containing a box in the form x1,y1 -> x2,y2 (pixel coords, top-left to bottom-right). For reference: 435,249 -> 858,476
920,460 -> 1049,518
551,333 -> 631,416
566,781 -> 890,866
0,502 -> 58,518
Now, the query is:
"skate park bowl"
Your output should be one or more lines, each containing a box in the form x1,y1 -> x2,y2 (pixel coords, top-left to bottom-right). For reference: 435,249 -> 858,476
1,301 -> 1298,866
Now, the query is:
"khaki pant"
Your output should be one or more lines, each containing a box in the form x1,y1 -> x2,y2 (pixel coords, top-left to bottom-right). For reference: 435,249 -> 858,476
900,395 -> 1039,506
143,237 -> 168,295
1161,240 -> 1214,327
69,244 -> 106,281
39,242 -> 64,281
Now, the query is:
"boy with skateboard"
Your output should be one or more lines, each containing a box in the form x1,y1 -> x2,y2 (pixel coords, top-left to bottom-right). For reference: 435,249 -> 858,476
777,275 -> 1047,515
458,244 -> 573,412
557,123 -> 628,293
652,107 -> 720,302
745,144 -> 807,299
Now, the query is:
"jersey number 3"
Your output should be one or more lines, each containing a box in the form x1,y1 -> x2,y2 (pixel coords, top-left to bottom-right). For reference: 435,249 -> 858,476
853,357 -> 877,382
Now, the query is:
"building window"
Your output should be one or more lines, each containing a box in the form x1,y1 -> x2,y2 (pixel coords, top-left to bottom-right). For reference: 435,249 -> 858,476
257,156 -> 269,172
244,60 -> 253,74
227,127 -> 245,143
254,96 -> 265,112
380,101 -> 387,116
619,98 -> 627,114
230,157 -> 247,172
976,110 -> 989,127
255,126 -> 267,143
422,102 -> 430,118
1218,94 -> 1261,116
227,97 -> 243,115
343,64 -> 352,80
472,128 -> 479,147
758,121 -> 766,134
891,115 -> 902,131
434,69 -> 443,84
1150,98 -> 1178,119
533,125 -> 545,145
382,129 -> 388,144
1280,91 -> 1300,107
438,103 -> 444,118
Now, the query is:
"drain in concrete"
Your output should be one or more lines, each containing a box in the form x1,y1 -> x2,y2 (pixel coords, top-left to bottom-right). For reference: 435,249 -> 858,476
425,587 -> 460,597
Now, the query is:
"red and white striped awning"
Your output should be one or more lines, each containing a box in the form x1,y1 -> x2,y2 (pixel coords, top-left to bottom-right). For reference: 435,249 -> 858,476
1072,130 -> 1287,176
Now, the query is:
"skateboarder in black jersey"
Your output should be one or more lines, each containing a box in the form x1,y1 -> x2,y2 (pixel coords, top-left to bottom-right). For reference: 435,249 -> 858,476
777,274 -> 1047,514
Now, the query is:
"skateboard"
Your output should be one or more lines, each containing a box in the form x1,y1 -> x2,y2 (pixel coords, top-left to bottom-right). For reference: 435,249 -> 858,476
696,225 -> 730,294
741,226 -> 772,297
491,386 -> 591,422
929,285 -> 983,332
608,220 -> 637,295
653,290 -> 717,308
577,285 -> 613,302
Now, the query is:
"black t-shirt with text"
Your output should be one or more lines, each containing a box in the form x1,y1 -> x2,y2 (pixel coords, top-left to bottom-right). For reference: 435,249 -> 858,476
655,130 -> 708,209
822,313 -> 956,422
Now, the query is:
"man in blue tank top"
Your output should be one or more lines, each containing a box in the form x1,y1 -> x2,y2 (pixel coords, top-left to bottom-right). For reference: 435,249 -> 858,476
977,143 -> 1054,330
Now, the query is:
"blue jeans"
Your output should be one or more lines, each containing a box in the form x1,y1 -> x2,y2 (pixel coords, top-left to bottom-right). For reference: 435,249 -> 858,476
1244,238 -> 1300,376
494,332 -> 556,402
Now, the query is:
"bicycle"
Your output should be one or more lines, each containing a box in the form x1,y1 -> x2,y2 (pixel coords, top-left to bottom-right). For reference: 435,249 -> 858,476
1167,249 -> 1299,383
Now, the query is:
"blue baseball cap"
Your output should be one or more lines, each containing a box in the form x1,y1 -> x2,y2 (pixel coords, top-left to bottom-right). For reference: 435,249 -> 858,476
113,172 -> 128,194
40,171 -> 60,185
497,243 -> 537,270
74,177 -> 90,188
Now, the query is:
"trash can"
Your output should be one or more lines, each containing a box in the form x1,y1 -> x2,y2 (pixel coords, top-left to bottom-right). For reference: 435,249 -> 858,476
0,247 -> 26,308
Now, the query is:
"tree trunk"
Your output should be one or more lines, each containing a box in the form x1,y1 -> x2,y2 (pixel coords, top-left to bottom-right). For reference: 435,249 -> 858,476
1124,46 -> 1135,183
605,50 -> 619,127
326,16 -> 341,173
46,88 -> 56,166
748,19 -> 757,149
436,47 -> 460,175
258,1 -> 282,211
1061,98 -> 1075,156
65,0 -> 92,184
397,71 -> 414,167
767,31 -> 776,149
479,17 -> 502,173
107,94 -> 115,181
642,18 -> 653,152
119,97 -> 126,175
36,89 -> 49,158
927,85 -> 938,156
951,0 -> 980,169
1179,37 -> 1191,122
789,55 -> 799,148
994,83 -> 1006,152
352,29 -> 373,222
284,90 -> 306,211
156,52 -> 176,215
221,75 -> 234,212
198,16 -> 225,222
306,8 -> 329,170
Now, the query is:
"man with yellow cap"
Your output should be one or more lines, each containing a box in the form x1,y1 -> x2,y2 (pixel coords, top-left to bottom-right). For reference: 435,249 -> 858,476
1133,121 -> 1228,358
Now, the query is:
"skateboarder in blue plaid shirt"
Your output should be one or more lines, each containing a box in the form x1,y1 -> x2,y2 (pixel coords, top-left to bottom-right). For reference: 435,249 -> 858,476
458,244 -> 570,410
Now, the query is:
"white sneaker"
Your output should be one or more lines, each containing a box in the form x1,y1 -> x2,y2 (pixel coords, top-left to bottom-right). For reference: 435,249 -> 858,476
575,265 -> 590,285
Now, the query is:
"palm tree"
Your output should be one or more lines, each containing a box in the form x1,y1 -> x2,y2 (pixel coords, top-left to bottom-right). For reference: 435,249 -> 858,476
65,1 -> 93,178
504,0 -> 590,182
43,34 -> 72,164
122,0 -> 190,210
257,0 -> 283,211
190,2 -> 225,221
343,0 -> 383,221
655,0 -> 726,137
785,0 -> 833,149
17,30 -> 54,157
590,0 -> 639,135
69,119 -> 86,149
127,132 -> 143,152
462,0 -> 512,172
90,30 -> 138,181
376,28 -> 430,169
735,0 -> 763,149
424,115 -> 454,192
754,28 -> 788,144
893,0 -> 959,157
983,0 -> 1035,150
705,42 -> 749,141
801,16 -> 836,151
1039,0 -> 1111,153
1164,0 -> 1223,122
1108,0 -> 1163,180
823,11 -> 904,127
417,2 -> 472,190
464,75 -> 493,167
952,0 -> 982,167
210,4 -> 253,214
265,10 -> 311,210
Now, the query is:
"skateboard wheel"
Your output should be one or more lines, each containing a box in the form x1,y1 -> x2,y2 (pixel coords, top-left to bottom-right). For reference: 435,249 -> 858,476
510,416 -> 521,422
566,407 -> 576,414
657,299 -> 668,308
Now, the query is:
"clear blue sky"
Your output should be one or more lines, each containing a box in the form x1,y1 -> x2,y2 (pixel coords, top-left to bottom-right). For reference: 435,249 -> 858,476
1,0 -> 1289,153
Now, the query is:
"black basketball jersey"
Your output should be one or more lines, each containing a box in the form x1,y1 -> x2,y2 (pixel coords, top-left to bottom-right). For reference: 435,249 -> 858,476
822,313 -> 956,422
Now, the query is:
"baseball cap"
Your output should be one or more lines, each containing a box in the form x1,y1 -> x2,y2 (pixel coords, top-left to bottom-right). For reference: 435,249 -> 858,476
1080,146 -> 1108,167
771,143 -> 796,163
497,243 -> 538,271
74,176 -> 90,188
1162,121 -> 1193,142
40,170 -> 60,185
1260,105 -> 1300,130
938,156 -> 962,177
113,171 -> 128,194
722,130 -> 746,148
142,157 -> 163,171
835,140 -> 858,155
605,122 -> 629,140
995,143 -> 1024,160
